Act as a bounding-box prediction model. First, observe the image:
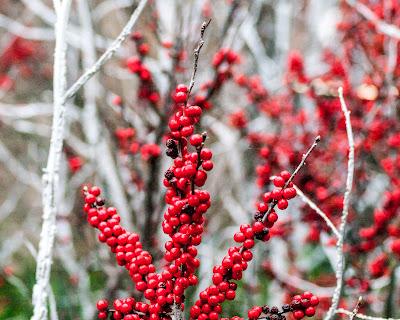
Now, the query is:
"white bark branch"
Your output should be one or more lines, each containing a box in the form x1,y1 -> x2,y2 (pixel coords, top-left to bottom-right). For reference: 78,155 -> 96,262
293,184 -> 340,238
336,309 -> 400,320
346,0 -> 400,39
0,103 -> 53,118
0,14 -> 54,40
63,0 -> 148,102
324,87 -> 355,320
31,1 -> 72,319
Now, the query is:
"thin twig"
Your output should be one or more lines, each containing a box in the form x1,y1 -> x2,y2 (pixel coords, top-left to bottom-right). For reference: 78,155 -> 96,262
186,19 -> 211,101
336,309 -> 400,320
324,87 -> 355,320
293,185 -> 340,238
63,0 -> 148,102
261,136 -> 321,223
350,297 -> 363,320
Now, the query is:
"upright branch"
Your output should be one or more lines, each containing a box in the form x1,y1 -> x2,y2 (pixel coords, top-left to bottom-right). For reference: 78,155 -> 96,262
186,19 -> 211,102
324,87 -> 355,320
31,1 -> 148,318
142,19 -> 211,250
31,1 -> 72,319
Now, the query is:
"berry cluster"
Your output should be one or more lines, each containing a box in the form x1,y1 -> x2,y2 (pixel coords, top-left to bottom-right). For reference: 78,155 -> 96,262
246,291 -> 319,320
190,168 -> 303,320
126,32 -> 160,106
192,48 -> 239,111
84,82 -> 218,320
160,83 -> 213,309
115,127 -> 161,160
83,77 -> 320,320
83,186 -> 161,319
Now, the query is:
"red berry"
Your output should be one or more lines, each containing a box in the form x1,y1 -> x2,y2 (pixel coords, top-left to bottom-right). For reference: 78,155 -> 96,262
271,188 -> 283,200
305,307 -> 316,317
200,148 -> 212,160
273,176 -> 285,187
277,199 -> 288,210
234,232 -> 245,243
202,160 -> 213,171
190,134 -> 203,146
310,295 -> 319,306
283,187 -> 297,199
280,170 -> 291,181
175,91 -> 187,103
293,310 -> 305,319
96,299 -> 108,311
176,84 -> 188,93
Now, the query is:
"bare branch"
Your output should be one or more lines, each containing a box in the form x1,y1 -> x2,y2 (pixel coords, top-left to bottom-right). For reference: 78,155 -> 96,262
346,0 -> 400,39
350,297 -> 363,320
262,136 -> 321,223
0,14 -> 54,40
293,184 -> 340,238
0,103 -> 53,118
324,87 -> 355,320
63,0 -> 148,102
77,0 -> 134,230
336,309 -> 400,320
187,19 -> 211,101
31,1 -> 72,319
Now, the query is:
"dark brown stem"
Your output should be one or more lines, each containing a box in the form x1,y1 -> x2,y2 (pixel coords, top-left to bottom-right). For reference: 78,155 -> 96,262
142,156 -> 161,250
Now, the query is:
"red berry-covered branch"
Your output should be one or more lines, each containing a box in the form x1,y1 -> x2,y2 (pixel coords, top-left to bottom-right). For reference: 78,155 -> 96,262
82,127 -> 320,320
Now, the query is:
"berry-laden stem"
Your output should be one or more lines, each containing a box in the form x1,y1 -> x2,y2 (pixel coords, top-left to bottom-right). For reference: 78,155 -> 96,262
261,136 -> 321,223
190,138 -> 320,320
245,291 -> 320,320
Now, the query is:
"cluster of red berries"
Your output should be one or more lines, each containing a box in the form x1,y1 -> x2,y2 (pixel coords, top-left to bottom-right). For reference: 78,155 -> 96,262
126,32 -> 160,105
286,51 -> 308,85
357,156 -> 400,259
96,297 -> 148,320
158,83 -> 213,312
169,85 -> 203,138
245,292 -> 319,320
368,253 -> 389,278
235,74 -> 269,106
190,48 -> 240,111
212,48 -> 239,67
229,109 -> 248,130
288,292 -> 319,319
0,37 -> 40,73
83,187 -> 162,319
87,82 -> 215,320
263,172 -> 297,210
190,169 -> 299,320
115,127 -> 160,160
